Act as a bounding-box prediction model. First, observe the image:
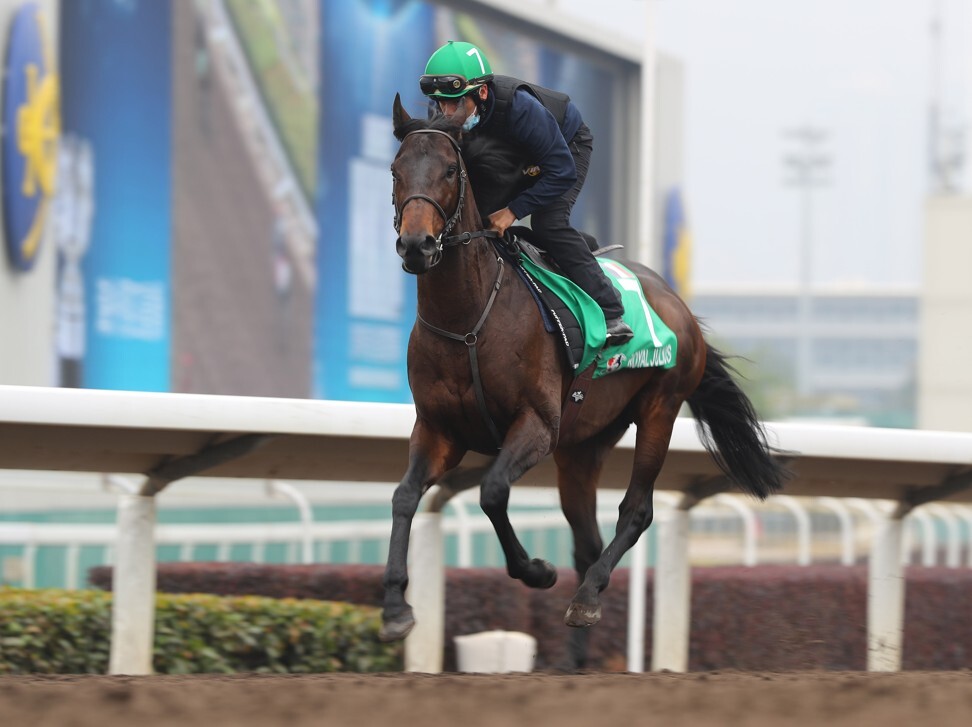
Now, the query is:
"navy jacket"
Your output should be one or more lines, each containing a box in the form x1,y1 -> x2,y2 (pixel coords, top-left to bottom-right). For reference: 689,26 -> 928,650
466,81 -> 584,219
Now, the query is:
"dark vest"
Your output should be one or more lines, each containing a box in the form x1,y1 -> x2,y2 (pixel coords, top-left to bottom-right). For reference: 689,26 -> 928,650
487,75 -> 571,133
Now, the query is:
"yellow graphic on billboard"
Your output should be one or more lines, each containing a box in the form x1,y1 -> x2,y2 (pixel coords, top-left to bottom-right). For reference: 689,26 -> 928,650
3,4 -> 60,270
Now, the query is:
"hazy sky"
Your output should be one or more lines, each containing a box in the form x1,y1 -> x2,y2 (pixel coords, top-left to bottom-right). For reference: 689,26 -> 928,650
545,0 -> 971,288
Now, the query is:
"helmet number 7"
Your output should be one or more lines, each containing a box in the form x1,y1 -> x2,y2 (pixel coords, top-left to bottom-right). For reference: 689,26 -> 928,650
466,47 -> 486,76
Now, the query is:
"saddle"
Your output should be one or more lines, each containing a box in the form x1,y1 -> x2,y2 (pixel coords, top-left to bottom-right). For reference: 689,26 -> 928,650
496,226 -> 623,372
507,225 -> 623,261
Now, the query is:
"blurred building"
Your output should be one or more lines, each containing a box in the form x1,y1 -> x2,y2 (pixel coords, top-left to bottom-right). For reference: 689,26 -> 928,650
3,0 -> 965,436
691,284 -> 919,427
1,0 -> 683,405
919,197 -> 972,432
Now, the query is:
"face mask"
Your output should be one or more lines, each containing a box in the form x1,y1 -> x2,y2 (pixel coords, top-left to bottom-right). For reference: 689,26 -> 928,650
462,113 -> 480,132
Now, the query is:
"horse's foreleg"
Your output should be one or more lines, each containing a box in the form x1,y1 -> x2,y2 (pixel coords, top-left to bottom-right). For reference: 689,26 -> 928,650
480,413 -> 558,589
380,427 -> 461,642
565,404 -> 678,628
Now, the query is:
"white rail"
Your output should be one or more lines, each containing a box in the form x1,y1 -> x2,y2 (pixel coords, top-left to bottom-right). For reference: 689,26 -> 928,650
4,492 -> 970,587
3,387 -> 972,674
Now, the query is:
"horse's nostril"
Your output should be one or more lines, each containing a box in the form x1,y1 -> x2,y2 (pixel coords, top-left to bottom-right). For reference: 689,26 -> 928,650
397,234 -> 437,258
396,234 -> 439,274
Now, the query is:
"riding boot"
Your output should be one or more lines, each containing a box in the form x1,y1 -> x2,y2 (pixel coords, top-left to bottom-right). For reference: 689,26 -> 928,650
605,317 -> 634,346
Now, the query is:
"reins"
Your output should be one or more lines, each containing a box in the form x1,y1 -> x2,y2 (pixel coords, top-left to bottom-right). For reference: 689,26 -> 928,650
394,128 -> 505,449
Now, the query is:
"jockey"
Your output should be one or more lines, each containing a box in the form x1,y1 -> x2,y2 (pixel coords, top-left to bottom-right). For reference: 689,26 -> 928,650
420,40 -> 634,347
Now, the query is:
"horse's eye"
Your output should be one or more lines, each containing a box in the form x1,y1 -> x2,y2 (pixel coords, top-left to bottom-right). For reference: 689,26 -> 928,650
446,164 -> 458,178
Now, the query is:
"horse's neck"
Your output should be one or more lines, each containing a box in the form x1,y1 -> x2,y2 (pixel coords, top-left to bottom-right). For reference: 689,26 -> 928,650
415,196 -> 499,333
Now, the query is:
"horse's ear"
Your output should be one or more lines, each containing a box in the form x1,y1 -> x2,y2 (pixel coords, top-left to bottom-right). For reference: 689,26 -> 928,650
393,93 -> 411,141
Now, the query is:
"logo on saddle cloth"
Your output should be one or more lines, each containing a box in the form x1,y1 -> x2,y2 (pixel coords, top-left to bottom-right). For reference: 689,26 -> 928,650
518,255 -> 678,379
605,352 -> 625,373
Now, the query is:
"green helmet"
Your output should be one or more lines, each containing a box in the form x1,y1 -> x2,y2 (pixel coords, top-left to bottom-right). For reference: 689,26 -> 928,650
420,41 -> 493,99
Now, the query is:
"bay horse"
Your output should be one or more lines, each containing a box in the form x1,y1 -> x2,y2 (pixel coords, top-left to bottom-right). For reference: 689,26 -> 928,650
380,95 -> 786,668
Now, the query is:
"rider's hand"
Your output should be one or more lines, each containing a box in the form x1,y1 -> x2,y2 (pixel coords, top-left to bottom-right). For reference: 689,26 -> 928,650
488,207 -> 517,236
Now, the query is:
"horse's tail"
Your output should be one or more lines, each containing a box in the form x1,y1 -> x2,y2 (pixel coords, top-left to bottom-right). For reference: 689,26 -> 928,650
685,341 -> 788,499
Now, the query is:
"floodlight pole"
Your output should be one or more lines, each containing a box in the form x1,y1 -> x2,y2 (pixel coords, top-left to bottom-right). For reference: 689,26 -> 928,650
783,127 -> 830,399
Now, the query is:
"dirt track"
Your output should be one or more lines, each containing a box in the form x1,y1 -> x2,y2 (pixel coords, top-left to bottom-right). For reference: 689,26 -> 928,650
2,671 -> 971,726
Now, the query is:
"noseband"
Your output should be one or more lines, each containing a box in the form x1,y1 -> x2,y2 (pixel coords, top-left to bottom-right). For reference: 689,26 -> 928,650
392,129 -> 498,271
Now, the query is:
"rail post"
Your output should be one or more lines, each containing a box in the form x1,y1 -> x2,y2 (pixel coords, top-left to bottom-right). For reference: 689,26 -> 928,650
626,530 -> 649,672
867,513 -> 905,671
651,506 -> 690,672
405,487 -> 446,673
109,493 -> 157,675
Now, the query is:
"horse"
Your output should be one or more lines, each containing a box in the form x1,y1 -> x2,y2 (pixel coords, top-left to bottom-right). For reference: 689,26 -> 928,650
380,94 -> 787,668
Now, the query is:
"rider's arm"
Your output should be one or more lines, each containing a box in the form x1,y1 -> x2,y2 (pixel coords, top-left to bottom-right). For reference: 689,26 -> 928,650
504,89 -> 577,220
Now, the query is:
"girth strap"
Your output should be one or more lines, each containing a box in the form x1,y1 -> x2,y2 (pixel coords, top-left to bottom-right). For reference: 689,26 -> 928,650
417,256 -> 506,449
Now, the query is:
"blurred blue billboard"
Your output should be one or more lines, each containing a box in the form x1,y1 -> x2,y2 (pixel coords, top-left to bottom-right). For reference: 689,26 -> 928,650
59,0 -> 172,391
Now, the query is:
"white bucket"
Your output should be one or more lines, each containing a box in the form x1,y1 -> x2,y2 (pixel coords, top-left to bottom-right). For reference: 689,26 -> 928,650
454,630 -> 537,673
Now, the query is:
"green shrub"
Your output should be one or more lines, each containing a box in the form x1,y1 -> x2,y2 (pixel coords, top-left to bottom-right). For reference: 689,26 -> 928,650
0,588 -> 401,674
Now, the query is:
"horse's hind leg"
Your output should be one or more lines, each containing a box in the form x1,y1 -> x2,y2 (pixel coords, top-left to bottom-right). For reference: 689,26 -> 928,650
565,400 -> 679,628
553,436 -> 618,670
480,412 -> 559,589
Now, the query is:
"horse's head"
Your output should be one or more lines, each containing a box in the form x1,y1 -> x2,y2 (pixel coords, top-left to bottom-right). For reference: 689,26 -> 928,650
391,94 -> 470,274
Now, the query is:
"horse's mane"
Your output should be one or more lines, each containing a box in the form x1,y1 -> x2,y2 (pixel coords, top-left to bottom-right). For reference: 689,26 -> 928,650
393,112 -> 536,219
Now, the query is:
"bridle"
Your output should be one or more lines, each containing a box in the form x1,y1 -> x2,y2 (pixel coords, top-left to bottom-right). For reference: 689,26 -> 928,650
392,129 -> 499,271
392,127 -> 506,449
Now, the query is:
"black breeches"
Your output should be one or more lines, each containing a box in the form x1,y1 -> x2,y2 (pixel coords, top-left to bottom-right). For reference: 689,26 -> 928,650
530,124 -> 623,319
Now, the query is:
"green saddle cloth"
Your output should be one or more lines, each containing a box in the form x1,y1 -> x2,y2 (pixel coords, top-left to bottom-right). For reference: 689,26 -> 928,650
518,255 -> 678,379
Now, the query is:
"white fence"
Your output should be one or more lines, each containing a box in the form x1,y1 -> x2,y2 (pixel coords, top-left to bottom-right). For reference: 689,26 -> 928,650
4,485 -> 972,586
2,386 -> 972,675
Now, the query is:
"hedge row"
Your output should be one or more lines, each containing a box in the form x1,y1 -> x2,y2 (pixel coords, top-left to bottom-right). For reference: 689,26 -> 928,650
0,587 -> 401,674
90,563 -> 972,671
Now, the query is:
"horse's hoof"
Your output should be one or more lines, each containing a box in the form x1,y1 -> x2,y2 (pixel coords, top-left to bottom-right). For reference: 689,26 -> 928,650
564,601 -> 601,628
379,610 -> 415,642
521,559 -> 558,589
